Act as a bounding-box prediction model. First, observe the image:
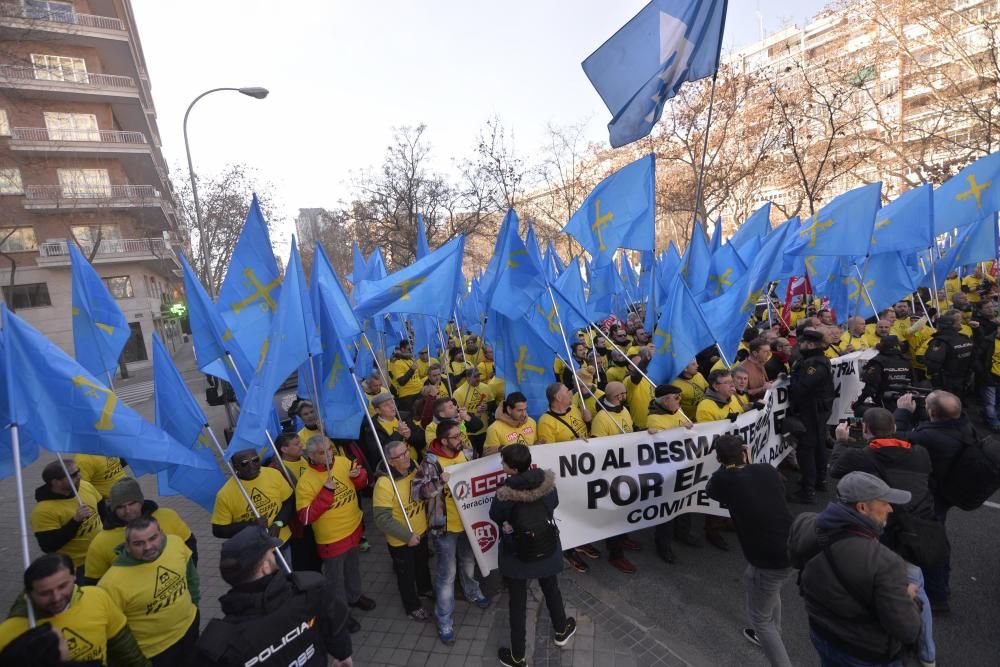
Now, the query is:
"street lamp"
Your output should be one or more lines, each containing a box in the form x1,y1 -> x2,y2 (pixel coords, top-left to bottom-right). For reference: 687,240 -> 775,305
182,86 -> 269,296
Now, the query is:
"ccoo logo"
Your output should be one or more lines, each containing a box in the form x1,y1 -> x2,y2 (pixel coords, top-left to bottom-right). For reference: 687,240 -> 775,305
453,481 -> 471,501
471,521 -> 498,553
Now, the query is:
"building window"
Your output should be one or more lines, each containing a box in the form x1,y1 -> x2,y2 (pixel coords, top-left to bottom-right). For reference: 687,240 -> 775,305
0,227 -> 37,252
26,1 -> 75,23
44,112 -> 99,141
102,276 -> 133,299
0,169 -> 23,195
2,283 -> 51,309
31,54 -> 88,83
57,168 -> 110,198
71,224 -> 121,246
0,110 -> 8,136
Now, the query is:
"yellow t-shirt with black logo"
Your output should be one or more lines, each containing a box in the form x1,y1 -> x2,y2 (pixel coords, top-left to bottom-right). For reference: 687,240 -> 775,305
591,407 -> 634,437
211,467 -> 292,544
671,373 -> 708,419
74,455 -> 126,500
279,456 -> 311,484
647,411 -> 691,432
625,377 -> 653,429
484,417 -> 537,452
30,480 -> 103,568
452,383 -> 493,435
295,460 -> 363,546
434,450 -> 469,533
0,586 -> 125,664
390,358 -> 423,398
84,507 -> 192,581
538,406 -> 589,444
98,536 -> 196,659
373,470 -> 427,547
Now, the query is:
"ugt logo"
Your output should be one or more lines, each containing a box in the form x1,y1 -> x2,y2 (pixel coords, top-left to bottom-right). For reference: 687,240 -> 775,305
471,521 -> 498,553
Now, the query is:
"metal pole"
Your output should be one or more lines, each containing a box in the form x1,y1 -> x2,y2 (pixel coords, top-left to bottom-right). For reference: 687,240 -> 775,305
453,308 -> 472,369
350,375 -> 413,532
55,453 -> 83,507
590,322 -> 657,388
853,263 -> 880,321
205,425 -> 291,574
546,285 -> 589,414
360,334 -> 410,426
435,319 -> 455,395
689,72 -> 720,241
226,352 -> 293,482
10,424 -> 36,626
928,247 -> 942,315
307,354 -> 327,435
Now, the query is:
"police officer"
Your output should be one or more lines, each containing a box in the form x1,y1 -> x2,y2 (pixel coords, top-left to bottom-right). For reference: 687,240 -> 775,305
924,314 -> 974,398
196,525 -> 353,666
859,335 -> 913,409
788,329 -> 835,504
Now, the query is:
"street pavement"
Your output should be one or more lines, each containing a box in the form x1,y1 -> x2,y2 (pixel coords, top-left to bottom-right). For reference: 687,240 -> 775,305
1,342 -> 998,665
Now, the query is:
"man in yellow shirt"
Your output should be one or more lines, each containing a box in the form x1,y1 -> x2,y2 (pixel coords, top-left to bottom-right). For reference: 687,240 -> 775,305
99,516 -> 199,665
671,360 -> 709,419
84,477 -> 195,584
363,392 -> 425,467
30,460 -> 103,578
389,340 -> 424,412
696,369 -> 745,423
373,440 -> 432,621
861,318 -> 893,349
840,316 -> 871,352
423,363 -> 451,399
0,553 -> 148,666
590,381 -> 634,436
452,367 -> 494,455
211,448 -> 294,555
361,370 -> 391,415
484,391 -> 537,454
296,435 -> 372,633
271,432 -> 310,483
412,419 -> 491,645
295,401 -> 326,454
625,363 -> 654,430
75,454 -> 127,502
537,383 -> 591,445
477,345 -> 495,381
647,384 -> 694,434
416,347 -> 439,379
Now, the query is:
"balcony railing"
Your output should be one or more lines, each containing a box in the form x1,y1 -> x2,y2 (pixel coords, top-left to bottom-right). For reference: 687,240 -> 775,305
0,64 -> 135,89
38,237 -> 172,260
0,3 -> 125,31
11,127 -> 147,144
24,184 -> 160,202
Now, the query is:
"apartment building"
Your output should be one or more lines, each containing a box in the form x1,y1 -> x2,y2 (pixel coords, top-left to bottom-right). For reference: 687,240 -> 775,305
0,0 -> 182,369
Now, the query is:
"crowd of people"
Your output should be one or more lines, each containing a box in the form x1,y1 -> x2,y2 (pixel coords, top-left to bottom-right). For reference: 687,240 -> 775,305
0,266 -> 997,666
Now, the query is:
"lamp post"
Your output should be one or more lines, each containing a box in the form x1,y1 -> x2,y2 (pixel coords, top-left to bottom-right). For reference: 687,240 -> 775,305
182,86 -> 269,297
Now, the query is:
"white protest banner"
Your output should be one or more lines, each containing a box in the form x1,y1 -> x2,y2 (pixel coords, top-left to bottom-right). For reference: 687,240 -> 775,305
827,349 -> 877,424
448,382 -> 799,573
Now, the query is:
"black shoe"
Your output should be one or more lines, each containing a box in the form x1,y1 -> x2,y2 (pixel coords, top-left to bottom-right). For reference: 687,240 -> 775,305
706,532 -> 730,551
498,647 -> 526,666
349,595 -> 376,611
554,617 -> 577,646
814,480 -> 828,492
346,615 -> 361,633
674,532 -> 702,548
742,628 -> 761,647
787,489 -> 816,505
657,545 -> 676,564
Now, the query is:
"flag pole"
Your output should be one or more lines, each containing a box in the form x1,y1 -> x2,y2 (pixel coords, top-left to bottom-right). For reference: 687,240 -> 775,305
362,331 -> 392,391
689,71 -> 721,242
351,374 -> 413,532
307,354 -> 328,436
359,334 -> 415,427
452,308 -> 473,370
55,453 -> 84,507
927,247 -> 942,314
10,424 -> 36,627
852,263 -> 880,321
205,424 -> 292,574
588,321 -> 657,388
434,319 -> 455,396
225,351 -> 294,482
546,285 -> 590,422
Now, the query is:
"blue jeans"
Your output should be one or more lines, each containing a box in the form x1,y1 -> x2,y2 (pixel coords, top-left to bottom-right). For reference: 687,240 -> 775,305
431,531 -> 484,633
981,385 -> 1000,426
906,564 -> 935,663
809,629 -> 902,667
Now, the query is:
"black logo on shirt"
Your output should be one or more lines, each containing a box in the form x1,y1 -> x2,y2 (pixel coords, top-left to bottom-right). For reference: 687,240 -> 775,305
245,487 -> 278,521
146,565 -> 187,615
62,627 -> 98,660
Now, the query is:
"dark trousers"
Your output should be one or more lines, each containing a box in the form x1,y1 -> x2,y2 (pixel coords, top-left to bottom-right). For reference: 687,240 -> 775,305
923,499 -> 952,602
290,526 -> 322,573
388,540 -> 433,614
796,419 -> 829,489
606,535 -> 625,560
151,611 -> 200,666
469,432 -> 487,459
506,576 -> 567,659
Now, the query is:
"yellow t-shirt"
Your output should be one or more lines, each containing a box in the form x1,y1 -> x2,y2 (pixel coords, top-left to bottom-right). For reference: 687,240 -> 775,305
74,455 -> 126,500
861,331 -> 882,349
276,456 -> 310,484
839,331 -> 870,351
297,425 -> 322,447
373,470 -> 427,547
487,376 -> 506,404
538,406 -> 589,444
30,480 -> 103,568
696,394 -> 745,423
98,536 -> 196,659
671,373 -> 708,419
484,417 -> 538,453
211,467 -> 292,544
710,358 -> 729,373
390,358 -> 423,398
433,449 -> 469,533
591,407 -> 634,437
416,356 -> 439,379
647,410 -> 691,432
605,365 -> 628,384
84,507 -> 192,581
295,460 -> 363,545
477,360 -> 495,381
452,383 -> 493,435
0,586 -> 125,664
625,377 -> 653,429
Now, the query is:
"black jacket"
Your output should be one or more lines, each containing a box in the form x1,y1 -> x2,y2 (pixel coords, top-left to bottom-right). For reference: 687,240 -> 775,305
924,329 -> 974,394
789,348 -> 835,421
893,410 -> 974,497
829,438 -> 934,520
196,571 -> 351,667
705,464 -> 792,569
860,351 -> 913,406
489,469 -> 563,580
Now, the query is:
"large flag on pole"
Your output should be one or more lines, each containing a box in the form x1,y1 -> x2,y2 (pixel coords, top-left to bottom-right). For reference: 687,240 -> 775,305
647,277 -> 714,383
416,213 -> 431,259
869,183 -> 933,254
933,150 -> 1000,235
0,312 -> 39,479
784,183 -> 882,257
68,242 -> 129,382
582,0 -> 728,147
729,203 -> 771,251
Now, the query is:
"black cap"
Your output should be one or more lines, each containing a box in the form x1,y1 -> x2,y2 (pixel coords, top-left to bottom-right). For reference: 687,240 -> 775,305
655,383 -> 681,398
878,335 -> 900,349
800,329 -> 824,343
221,525 -> 281,572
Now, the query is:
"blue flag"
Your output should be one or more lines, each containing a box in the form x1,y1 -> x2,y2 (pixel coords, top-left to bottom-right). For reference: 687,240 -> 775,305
582,0 -> 727,147
709,217 -> 723,254
348,242 -> 366,284
681,224 -> 712,293
311,242 -> 362,364
543,241 -> 565,281
936,213 -> 999,277
367,247 -> 388,281
354,236 -> 466,321
0,312 -> 39,480
586,260 -> 624,321
620,253 -> 640,294
525,263 -> 589,355
701,242 -> 747,299
933,151 -> 1000,235
3,307 -> 213,471
730,203 -> 771,251
525,222 -> 544,271
845,253 -> 921,319
647,277 -> 715,384
151,333 -> 225,511
645,243 -> 682,331
489,225 -> 547,320
217,194 -> 282,370
69,243 -> 129,382
480,209 -> 519,303
562,154 -> 656,264
316,288 -> 365,440
700,271 -> 756,365
229,239 -> 316,456
784,183 -> 883,257
487,310 -> 555,418
870,183 -> 933,254
416,213 -> 431,260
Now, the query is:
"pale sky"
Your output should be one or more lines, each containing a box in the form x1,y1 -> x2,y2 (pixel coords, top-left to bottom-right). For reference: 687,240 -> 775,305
132,0 -> 831,240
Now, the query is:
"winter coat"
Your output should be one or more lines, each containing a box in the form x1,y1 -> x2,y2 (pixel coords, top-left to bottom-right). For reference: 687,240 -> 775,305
788,503 -> 921,663
829,438 -> 934,520
893,410 -> 974,498
196,571 -> 351,667
489,469 -> 563,580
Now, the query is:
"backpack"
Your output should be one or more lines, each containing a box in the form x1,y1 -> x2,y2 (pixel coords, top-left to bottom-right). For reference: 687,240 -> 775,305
509,497 -> 560,562
939,429 -> 1000,511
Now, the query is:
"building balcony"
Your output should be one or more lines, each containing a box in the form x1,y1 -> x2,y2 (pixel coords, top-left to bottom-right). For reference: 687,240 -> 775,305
22,184 -> 164,210
0,64 -> 138,103
9,126 -> 149,155
0,2 -> 125,32
35,237 -> 181,271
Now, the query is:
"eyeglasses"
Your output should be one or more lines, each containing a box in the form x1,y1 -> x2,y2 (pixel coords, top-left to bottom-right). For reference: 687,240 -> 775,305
443,433 -> 463,442
236,456 -> 261,467
389,451 -> 409,460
